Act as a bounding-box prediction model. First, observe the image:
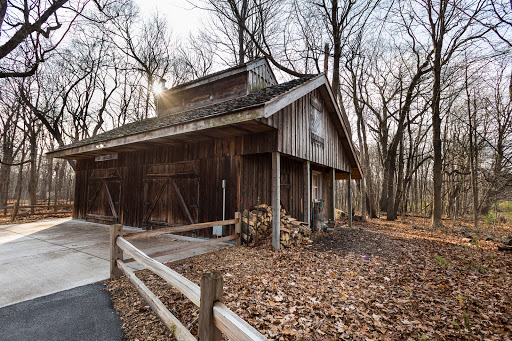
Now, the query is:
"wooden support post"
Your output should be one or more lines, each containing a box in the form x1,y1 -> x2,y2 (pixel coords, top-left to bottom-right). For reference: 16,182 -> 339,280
235,212 -> 241,246
347,173 -> 352,228
303,161 -> 310,225
271,152 -> 280,250
360,179 -> 366,221
199,271 -> 223,341
110,224 -> 123,279
330,168 -> 335,221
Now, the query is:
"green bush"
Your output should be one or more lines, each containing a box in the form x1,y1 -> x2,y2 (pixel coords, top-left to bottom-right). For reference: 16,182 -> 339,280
435,255 -> 449,266
484,213 -> 496,225
498,201 -> 512,212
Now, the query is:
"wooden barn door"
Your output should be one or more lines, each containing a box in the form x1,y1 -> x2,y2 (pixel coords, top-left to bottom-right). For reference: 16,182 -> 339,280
86,169 -> 121,223
142,162 -> 200,228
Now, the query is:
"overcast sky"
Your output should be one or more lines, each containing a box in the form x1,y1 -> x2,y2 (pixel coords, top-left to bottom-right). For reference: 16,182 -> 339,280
134,0 -> 204,38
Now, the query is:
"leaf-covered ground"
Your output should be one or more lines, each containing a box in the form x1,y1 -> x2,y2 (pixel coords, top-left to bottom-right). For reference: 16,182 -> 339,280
0,211 -> 71,225
106,218 -> 512,340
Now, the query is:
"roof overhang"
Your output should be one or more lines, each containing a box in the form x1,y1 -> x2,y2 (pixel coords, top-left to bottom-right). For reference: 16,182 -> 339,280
48,107 -> 266,159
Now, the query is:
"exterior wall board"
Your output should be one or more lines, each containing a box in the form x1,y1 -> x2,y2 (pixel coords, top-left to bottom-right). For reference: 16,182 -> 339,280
261,90 -> 351,172
159,73 -> 248,115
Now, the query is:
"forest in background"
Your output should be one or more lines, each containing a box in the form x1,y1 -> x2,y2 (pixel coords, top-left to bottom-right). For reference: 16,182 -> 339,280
0,0 -> 511,230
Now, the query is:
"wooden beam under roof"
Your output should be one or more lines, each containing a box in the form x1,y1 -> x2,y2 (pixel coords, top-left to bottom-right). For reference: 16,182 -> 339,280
48,108 -> 266,159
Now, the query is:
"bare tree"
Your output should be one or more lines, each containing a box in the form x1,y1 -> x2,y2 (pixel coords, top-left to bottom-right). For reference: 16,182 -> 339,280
0,82 -> 25,207
417,0 -> 489,227
107,5 -> 179,118
0,0 -> 91,78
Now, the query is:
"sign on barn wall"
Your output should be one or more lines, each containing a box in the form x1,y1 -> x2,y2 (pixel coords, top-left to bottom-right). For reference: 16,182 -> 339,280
95,154 -> 118,162
310,97 -> 324,145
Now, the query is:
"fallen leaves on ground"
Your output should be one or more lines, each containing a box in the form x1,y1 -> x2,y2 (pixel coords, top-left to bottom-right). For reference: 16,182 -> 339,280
106,218 -> 512,340
0,211 -> 71,225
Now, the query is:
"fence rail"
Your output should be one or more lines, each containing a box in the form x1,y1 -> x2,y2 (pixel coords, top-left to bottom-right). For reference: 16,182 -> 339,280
110,212 -> 267,340
0,203 -> 73,221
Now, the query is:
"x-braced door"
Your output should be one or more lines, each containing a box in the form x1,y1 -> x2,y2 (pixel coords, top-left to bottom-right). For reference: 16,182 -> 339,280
86,169 -> 121,223
143,176 -> 199,228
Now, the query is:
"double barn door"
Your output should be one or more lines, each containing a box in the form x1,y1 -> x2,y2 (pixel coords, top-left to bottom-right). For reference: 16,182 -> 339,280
85,163 -> 200,228
142,162 -> 200,228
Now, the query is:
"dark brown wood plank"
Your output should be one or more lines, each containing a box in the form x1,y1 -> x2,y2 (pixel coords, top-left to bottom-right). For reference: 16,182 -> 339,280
143,179 -> 169,223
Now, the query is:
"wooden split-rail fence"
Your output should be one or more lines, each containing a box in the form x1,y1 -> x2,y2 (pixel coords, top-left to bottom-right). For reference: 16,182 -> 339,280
110,212 -> 267,341
0,203 -> 73,221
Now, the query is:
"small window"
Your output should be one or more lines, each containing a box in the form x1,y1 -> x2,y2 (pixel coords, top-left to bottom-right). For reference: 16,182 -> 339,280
310,97 -> 324,145
312,171 -> 322,201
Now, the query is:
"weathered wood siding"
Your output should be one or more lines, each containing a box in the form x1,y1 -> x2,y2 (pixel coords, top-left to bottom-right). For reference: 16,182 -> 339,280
248,64 -> 277,93
280,157 -> 305,221
74,132 -> 276,229
260,89 -> 351,172
240,154 -> 272,212
159,73 -> 248,116
241,154 -> 307,221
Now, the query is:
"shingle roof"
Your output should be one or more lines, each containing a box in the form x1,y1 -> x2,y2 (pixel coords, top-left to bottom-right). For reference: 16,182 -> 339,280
55,75 -> 316,152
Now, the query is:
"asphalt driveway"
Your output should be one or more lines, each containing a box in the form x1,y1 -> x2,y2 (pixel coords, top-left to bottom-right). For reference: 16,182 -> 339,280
0,217 -> 231,308
0,283 -> 123,341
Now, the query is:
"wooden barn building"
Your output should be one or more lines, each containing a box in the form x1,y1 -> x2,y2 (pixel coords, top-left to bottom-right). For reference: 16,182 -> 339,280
49,58 -> 362,249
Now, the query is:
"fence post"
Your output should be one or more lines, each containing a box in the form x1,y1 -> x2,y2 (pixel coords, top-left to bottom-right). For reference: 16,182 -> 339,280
198,271 -> 223,341
235,212 -> 241,246
10,202 -> 19,222
110,224 -> 123,280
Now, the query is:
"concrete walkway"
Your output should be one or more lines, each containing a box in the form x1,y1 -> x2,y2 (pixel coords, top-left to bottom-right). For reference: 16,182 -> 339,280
0,218 -> 231,308
0,283 -> 123,341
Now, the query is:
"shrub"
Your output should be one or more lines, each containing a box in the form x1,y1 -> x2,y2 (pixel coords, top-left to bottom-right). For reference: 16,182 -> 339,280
435,255 -> 449,266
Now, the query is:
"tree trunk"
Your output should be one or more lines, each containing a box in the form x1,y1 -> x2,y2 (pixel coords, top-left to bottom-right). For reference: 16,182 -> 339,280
386,155 -> 396,220
467,88 -> 479,232
11,152 -> 26,222
431,42 -> 443,228
0,153 -> 12,208
430,0 -> 448,229
29,123 -> 37,214
393,136 -> 405,217
331,0 -> 341,102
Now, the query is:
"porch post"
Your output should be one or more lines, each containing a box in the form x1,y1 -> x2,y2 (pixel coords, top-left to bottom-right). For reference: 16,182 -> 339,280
347,172 -> 352,227
303,161 -> 310,225
330,168 -> 336,221
272,152 -> 281,250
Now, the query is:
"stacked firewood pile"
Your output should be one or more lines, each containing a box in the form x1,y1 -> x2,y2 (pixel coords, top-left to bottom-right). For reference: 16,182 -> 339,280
279,209 -> 313,248
241,204 -> 312,248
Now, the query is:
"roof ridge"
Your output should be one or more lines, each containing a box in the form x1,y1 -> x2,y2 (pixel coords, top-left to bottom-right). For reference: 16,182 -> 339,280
168,57 -> 268,92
